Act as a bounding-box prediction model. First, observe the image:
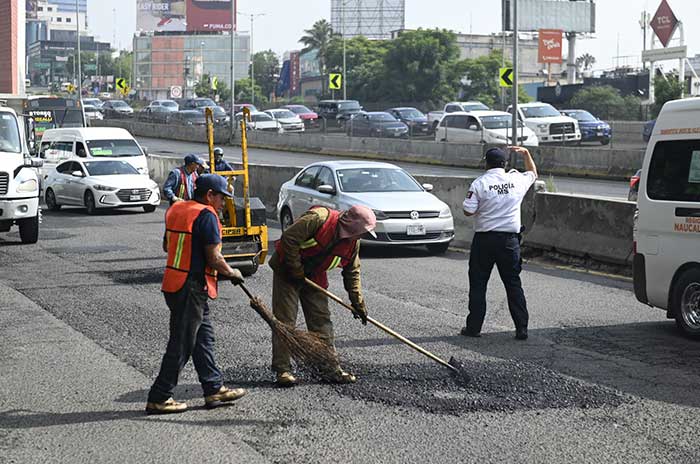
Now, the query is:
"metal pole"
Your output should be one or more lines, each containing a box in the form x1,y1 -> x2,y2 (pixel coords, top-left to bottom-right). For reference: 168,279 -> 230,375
342,1 -> 347,100
679,22 -> 685,98
250,15 -> 254,105
230,0 -> 235,140
511,0 -> 518,148
76,0 -> 82,103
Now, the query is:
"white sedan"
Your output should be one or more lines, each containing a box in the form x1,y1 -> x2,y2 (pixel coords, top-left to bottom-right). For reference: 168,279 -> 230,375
435,111 -> 539,147
44,158 -> 160,214
265,109 -> 305,133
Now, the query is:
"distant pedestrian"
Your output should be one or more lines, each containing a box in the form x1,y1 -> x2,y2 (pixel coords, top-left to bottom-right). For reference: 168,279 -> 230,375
461,146 -> 537,340
163,154 -> 208,205
146,174 -> 247,414
213,147 -> 234,172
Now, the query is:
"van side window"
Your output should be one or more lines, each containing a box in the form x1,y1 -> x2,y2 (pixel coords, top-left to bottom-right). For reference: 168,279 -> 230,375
647,139 -> 700,202
75,142 -> 87,157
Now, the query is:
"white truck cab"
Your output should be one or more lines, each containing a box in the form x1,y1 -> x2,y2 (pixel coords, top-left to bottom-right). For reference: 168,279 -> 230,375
0,105 -> 43,244
507,102 -> 581,144
633,97 -> 700,337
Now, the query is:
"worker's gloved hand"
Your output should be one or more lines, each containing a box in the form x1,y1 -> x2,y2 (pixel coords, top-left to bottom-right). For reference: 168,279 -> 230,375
351,301 -> 368,325
287,267 -> 306,286
228,269 -> 244,286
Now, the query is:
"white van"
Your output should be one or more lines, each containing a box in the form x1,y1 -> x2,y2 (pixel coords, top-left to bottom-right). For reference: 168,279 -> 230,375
435,111 -> 539,147
39,127 -> 148,177
633,97 -> 700,337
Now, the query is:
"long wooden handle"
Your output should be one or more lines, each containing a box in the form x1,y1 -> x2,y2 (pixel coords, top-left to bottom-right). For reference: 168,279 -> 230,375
304,278 -> 458,373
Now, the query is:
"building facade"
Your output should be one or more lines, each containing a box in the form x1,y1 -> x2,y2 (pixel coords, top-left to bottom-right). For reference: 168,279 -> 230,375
1,0 -> 25,94
27,33 -> 110,86
331,0 -> 405,40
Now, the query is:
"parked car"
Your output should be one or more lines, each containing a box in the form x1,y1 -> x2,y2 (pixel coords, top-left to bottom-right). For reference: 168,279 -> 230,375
642,119 -> 656,143
83,104 -> 104,123
179,97 -> 218,110
170,110 -> 207,126
560,109 -> 611,145
233,103 -> 258,114
507,102 -> 581,144
277,160 -> 454,253
101,100 -> 134,118
265,109 -> 305,132
427,101 -> 490,132
386,107 -> 430,135
82,98 -> 103,109
435,111 -> 538,147
236,111 -> 281,131
146,99 -> 179,112
628,169 -> 641,202
140,106 -> 172,124
316,100 -> 362,127
195,105 -> 229,124
44,158 -> 160,214
282,104 -> 319,128
346,111 -> 409,138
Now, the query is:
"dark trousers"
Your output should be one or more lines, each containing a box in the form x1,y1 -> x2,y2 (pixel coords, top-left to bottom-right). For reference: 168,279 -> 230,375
466,231 -> 528,333
148,277 -> 223,403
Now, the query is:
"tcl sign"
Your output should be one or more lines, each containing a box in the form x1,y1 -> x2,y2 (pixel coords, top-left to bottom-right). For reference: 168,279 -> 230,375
651,0 -> 679,48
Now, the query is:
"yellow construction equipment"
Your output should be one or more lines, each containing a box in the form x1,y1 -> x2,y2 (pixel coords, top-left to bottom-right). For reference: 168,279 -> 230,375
205,106 -> 268,276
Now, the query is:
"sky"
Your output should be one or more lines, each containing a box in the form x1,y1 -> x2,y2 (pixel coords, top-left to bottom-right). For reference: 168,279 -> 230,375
88,0 -> 700,72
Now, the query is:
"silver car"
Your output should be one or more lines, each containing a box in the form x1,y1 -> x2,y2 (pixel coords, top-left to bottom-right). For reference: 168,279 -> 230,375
277,161 -> 454,253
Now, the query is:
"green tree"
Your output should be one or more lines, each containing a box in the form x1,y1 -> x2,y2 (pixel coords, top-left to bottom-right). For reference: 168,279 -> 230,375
113,51 -> 132,81
325,36 -> 389,101
453,50 -> 530,108
251,50 -> 279,100
194,73 -> 231,102
569,85 -> 641,120
233,77 -> 268,106
299,19 -> 334,76
652,75 -> 683,118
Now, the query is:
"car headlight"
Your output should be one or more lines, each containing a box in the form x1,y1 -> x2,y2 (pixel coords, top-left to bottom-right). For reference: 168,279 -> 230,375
439,206 -> 452,218
537,124 -> 548,132
149,181 -> 158,189
372,209 -> 389,220
16,179 -> 38,193
93,184 -> 117,191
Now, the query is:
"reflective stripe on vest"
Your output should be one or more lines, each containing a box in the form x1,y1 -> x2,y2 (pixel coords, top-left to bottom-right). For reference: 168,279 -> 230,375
300,238 -> 318,249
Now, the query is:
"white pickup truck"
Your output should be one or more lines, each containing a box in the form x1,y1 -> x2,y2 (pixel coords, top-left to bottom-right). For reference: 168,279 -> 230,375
0,103 -> 43,244
427,101 -> 490,133
506,102 -> 581,144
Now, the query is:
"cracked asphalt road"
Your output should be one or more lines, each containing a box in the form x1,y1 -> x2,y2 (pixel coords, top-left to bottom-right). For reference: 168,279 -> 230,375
1,204 -> 699,463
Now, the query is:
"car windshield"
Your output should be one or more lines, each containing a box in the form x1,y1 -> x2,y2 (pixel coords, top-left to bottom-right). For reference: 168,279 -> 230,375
338,101 -> 361,111
0,113 -> 22,153
522,105 -> 560,118
86,139 -> 143,157
337,168 -> 422,192
462,103 -> 489,111
565,110 -> 596,122
272,110 -> 296,119
287,106 -> 312,114
252,113 -> 273,122
111,101 -> 128,108
398,109 -> 424,118
369,113 -> 397,122
194,99 -> 217,107
84,106 -> 99,113
161,101 -> 178,108
84,160 -> 138,176
481,115 -> 524,129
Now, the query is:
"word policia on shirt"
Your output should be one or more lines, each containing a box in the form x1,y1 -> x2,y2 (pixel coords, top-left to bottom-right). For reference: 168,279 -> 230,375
489,182 -> 516,195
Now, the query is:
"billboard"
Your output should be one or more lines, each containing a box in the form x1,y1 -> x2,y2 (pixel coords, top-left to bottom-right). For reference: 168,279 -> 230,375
137,1 -> 186,32
300,49 -> 321,79
186,0 -> 235,32
651,0 -> 678,48
26,0 -> 38,19
538,29 -> 563,64
502,0 -> 595,33
289,51 -> 301,96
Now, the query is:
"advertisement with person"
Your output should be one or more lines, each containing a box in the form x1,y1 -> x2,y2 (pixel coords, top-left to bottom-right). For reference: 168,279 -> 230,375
186,0 -> 235,32
137,0 -> 186,32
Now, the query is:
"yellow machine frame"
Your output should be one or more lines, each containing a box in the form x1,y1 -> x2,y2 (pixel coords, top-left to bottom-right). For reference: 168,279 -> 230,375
205,107 -> 268,266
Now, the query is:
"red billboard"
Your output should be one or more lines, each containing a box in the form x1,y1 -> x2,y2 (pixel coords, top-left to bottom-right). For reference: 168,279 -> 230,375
186,0 -> 235,32
538,29 -> 563,64
137,0 -> 186,32
651,0 -> 678,48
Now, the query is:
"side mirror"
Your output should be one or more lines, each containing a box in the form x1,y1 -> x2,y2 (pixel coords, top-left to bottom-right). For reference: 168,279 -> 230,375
468,124 -> 479,131
142,146 -> 149,155
25,158 -> 43,168
71,170 -> 85,177
317,184 -> 336,195
422,183 -> 433,192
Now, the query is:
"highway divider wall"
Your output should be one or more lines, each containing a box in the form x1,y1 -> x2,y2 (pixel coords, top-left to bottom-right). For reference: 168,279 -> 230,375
98,119 -> 644,180
147,154 -> 633,265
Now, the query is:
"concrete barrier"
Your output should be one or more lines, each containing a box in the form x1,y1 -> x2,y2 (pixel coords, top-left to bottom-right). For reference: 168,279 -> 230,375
609,120 -> 646,147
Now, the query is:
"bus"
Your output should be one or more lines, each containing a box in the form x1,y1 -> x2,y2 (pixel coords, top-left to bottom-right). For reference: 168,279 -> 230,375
23,96 -> 86,137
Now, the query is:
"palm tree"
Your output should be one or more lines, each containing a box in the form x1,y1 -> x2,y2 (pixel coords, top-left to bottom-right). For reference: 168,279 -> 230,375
575,53 -> 596,72
299,19 -> 334,75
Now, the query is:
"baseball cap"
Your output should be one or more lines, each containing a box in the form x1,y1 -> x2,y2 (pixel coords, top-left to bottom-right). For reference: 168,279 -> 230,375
195,174 -> 233,198
484,147 -> 507,164
184,154 -> 208,167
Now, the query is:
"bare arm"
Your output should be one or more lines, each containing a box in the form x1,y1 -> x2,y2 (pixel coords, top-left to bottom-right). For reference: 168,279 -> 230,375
510,146 -> 537,178
205,244 -> 239,279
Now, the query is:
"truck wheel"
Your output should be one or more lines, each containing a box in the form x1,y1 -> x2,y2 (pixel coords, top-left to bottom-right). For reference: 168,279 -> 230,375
143,205 -> 157,213
84,191 -> 97,215
45,188 -> 61,211
19,214 -> 39,244
672,268 -> 700,339
241,256 -> 259,277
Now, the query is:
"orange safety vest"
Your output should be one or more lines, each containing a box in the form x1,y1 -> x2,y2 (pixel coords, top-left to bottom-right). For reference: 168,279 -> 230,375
275,206 -> 356,289
177,167 -> 198,200
162,201 -> 222,299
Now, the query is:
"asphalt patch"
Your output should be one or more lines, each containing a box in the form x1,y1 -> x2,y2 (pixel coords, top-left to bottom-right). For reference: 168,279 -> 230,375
38,230 -> 76,240
101,267 -> 164,285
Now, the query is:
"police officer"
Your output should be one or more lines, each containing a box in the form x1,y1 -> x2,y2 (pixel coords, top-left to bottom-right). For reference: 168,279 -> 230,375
461,146 -> 537,340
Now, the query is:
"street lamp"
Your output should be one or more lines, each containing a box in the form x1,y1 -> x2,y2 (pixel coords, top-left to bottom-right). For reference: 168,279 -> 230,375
75,0 -> 82,102
238,11 -> 265,104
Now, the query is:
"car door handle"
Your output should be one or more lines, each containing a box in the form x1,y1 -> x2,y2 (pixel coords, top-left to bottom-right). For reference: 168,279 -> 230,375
675,207 -> 700,217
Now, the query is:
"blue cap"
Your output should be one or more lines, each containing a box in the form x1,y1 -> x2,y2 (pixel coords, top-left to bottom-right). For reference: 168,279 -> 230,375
184,154 -> 207,166
484,147 -> 507,164
195,174 -> 233,197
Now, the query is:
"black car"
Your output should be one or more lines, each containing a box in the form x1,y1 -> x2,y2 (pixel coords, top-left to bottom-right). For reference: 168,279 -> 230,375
346,112 -> 409,138
317,99 -> 362,127
194,105 -> 229,124
139,106 -> 172,124
560,109 -> 611,145
170,110 -> 207,126
386,107 -> 430,135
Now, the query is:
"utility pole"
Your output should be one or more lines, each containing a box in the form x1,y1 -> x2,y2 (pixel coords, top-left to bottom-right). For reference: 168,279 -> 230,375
342,0 -> 347,100
510,0 -> 518,150
230,0 -> 236,140
239,12 -> 265,104
76,0 -> 82,104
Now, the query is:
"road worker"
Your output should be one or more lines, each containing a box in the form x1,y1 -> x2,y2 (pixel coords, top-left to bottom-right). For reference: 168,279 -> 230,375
163,154 -> 208,205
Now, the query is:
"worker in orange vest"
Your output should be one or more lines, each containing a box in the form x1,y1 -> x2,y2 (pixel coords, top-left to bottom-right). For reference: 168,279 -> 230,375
146,174 -> 246,415
163,154 -> 208,205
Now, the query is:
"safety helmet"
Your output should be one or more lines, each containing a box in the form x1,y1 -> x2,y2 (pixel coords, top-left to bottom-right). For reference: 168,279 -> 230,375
213,147 -> 224,158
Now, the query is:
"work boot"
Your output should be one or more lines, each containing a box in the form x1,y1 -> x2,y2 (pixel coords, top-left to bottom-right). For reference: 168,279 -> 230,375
276,371 -> 298,388
326,368 -> 357,384
145,397 -> 188,415
460,327 -> 481,338
204,386 -> 248,409
515,328 -> 528,340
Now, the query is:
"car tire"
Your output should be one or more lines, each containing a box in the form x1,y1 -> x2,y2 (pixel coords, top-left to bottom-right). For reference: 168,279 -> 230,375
84,190 -> 97,215
143,205 -> 157,213
45,188 -> 61,211
672,268 -> 700,339
427,242 -> 450,254
280,207 -> 293,232
18,214 -> 39,244
601,139 -> 610,145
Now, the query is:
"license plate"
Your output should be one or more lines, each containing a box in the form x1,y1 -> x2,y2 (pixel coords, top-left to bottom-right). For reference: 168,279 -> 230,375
407,224 -> 426,236
597,131 -> 603,136
129,194 -> 140,201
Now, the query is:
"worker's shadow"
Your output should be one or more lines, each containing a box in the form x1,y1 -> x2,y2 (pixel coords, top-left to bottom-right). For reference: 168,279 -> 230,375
359,244 -> 467,262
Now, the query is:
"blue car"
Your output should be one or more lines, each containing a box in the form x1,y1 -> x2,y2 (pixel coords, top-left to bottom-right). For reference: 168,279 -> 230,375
642,119 -> 656,143
561,109 -> 612,145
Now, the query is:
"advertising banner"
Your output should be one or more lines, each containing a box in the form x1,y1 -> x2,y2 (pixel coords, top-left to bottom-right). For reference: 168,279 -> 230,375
186,0 -> 234,32
137,1 -> 186,32
289,51 -> 301,96
538,29 -> 563,64
651,0 -> 678,48
300,49 -> 321,79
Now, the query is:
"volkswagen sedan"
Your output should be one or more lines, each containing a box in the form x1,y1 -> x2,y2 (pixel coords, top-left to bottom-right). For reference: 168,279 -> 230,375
277,161 -> 454,253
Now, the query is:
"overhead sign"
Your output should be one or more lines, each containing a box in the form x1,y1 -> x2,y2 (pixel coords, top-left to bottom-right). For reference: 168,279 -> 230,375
538,29 -> 563,64
137,0 -> 186,32
186,0 -> 234,32
651,0 -> 678,48
170,85 -> 183,98
329,73 -> 342,90
499,67 -> 513,87
642,45 -> 687,62
502,0 -> 595,33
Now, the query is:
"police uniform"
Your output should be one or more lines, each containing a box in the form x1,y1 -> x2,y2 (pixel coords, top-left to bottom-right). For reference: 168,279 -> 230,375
462,149 -> 536,339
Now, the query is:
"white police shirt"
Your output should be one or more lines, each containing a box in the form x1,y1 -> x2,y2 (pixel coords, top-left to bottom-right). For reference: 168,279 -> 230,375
463,168 -> 537,233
